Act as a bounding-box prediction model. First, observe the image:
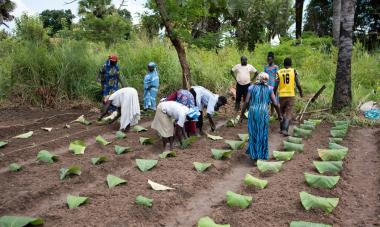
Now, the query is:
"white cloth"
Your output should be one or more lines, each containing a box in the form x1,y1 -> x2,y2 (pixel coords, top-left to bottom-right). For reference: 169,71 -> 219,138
160,101 -> 189,127
109,87 -> 141,130
191,86 -> 218,115
232,64 -> 257,85
151,103 -> 174,137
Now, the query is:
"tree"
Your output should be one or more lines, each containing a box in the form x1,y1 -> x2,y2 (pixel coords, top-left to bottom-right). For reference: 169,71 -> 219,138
40,9 -> 75,36
80,14 -> 131,48
332,0 -> 341,45
78,0 -> 115,18
140,13 -> 161,39
295,0 -> 305,39
304,0 -> 333,36
15,14 -> 48,42
154,0 -> 191,89
354,0 -> 379,50
332,0 -> 356,111
0,0 -> 15,27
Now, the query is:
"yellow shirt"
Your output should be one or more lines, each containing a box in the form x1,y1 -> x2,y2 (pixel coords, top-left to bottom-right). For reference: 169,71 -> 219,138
277,68 -> 296,97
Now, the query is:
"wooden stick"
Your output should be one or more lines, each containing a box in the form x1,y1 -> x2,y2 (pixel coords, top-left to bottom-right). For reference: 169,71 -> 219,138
297,85 -> 326,121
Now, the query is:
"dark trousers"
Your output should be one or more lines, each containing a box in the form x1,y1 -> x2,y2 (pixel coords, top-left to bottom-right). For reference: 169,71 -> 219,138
236,83 -> 250,104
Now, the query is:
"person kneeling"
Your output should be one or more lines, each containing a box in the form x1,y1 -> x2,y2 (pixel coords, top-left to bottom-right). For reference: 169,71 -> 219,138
98,87 -> 141,132
151,101 -> 200,150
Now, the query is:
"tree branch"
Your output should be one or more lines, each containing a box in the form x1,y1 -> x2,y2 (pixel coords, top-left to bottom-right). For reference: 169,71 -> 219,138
64,0 -> 78,5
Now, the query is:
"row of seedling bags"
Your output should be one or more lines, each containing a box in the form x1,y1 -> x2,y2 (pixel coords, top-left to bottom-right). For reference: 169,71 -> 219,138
196,120 -> 321,227
295,120 -> 350,227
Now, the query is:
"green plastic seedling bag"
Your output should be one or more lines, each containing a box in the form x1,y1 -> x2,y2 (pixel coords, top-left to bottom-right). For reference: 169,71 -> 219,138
304,172 -> 340,189
328,143 -> 348,153
257,160 -> 284,173
299,191 -> 339,213
283,141 -> 304,152
308,119 -> 322,125
303,120 -> 317,126
300,124 -> 315,130
294,127 -> 312,138
290,221 -> 331,227
273,151 -> 295,161
212,149 -> 233,160
287,136 -> 303,144
313,161 -> 343,174
0,216 -> 44,227
334,120 -> 350,126
243,174 -> 268,189
318,149 -> 348,161
226,191 -> 252,209
197,216 -> 230,227
224,140 -> 245,150
330,129 -> 346,138
329,137 -> 343,144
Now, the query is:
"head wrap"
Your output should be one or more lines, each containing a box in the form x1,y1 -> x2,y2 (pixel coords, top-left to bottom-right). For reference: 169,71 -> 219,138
186,107 -> 200,121
109,54 -> 118,62
148,62 -> 157,68
255,72 -> 269,85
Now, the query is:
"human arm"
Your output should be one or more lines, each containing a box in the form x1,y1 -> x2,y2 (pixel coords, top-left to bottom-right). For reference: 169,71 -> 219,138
230,65 -> 237,81
270,91 -> 282,121
98,100 -> 112,120
295,70 -> 303,97
207,113 -> 216,131
249,65 -> 258,81
116,73 -> 125,88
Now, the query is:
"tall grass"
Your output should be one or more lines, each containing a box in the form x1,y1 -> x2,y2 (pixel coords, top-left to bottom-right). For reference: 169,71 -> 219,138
0,35 -> 378,111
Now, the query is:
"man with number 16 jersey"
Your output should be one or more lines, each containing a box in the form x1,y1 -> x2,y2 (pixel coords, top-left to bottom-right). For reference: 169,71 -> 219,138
276,57 -> 303,136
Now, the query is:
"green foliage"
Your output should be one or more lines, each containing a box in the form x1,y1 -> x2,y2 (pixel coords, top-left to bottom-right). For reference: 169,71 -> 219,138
9,163 -> 22,172
15,14 -> 48,43
114,145 -> 131,154
181,136 -> 199,149
91,156 -> 107,165
318,149 -> 348,161
0,216 -> 43,227
0,0 -> 16,26
69,140 -> 87,155
313,161 -> 343,174
243,174 -> 268,189
37,150 -> 58,163
193,162 -> 212,172
139,137 -> 153,145
0,140 -> 8,148
67,194 -> 88,209
273,151 -> 295,161
299,191 -> 339,213
211,149 -> 233,160
226,191 -> 252,209
257,160 -> 284,173
96,135 -> 111,146
133,125 -> 147,132
304,0 -> 332,36
304,172 -> 340,189
106,174 -> 127,188
197,216 -> 230,227
135,195 -> 153,207
159,151 -> 176,159
59,166 -> 81,180
136,159 -> 158,172
40,10 -> 75,36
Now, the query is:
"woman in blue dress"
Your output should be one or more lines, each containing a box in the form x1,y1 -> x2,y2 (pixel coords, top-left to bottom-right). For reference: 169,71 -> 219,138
240,72 -> 282,164
144,62 -> 160,111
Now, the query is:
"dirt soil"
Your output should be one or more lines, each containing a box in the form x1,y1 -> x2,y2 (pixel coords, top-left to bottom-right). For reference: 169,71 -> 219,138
0,106 -> 379,227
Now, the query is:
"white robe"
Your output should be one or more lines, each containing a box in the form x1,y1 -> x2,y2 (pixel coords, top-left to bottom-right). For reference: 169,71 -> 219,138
109,87 -> 141,130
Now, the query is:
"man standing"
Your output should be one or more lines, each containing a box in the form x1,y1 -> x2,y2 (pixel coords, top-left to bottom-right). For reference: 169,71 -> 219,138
276,57 -> 303,136
231,56 -> 258,111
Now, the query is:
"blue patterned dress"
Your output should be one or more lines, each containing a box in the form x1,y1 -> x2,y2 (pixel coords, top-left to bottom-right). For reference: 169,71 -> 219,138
101,60 -> 120,112
247,84 -> 272,160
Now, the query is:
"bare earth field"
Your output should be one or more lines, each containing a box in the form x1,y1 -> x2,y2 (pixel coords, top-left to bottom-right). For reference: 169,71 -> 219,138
0,106 -> 379,227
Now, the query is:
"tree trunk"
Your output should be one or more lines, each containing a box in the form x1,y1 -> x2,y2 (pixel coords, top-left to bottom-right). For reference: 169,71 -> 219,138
154,0 -> 191,89
332,0 -> 341,46
332,0 -> 356,112
295,0 -> 304,39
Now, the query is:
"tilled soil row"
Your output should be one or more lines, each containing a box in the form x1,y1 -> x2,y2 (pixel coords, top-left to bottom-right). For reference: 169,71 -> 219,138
202,124 -> 380,227
0,115 -> 245,226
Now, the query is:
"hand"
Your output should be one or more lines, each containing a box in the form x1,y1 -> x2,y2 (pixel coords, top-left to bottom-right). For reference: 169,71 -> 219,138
278,115 -> 283,121
210,122 -> 216,132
